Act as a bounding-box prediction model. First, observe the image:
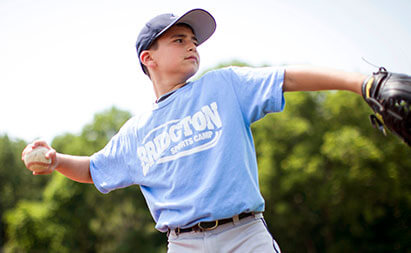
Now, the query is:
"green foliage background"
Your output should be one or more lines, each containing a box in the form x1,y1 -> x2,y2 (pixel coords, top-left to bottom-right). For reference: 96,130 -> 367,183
0,63 -> 410,252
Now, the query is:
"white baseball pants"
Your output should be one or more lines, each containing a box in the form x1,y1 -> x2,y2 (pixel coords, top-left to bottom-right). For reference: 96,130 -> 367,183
167,213 -> 281,253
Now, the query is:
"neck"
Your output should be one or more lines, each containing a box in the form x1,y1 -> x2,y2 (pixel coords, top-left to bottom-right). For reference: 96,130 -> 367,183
150,73 -> 191,99
151,79 -> 188,99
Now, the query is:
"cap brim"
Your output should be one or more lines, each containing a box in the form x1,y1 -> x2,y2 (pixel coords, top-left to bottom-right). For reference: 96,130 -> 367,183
156,9 -> 216,46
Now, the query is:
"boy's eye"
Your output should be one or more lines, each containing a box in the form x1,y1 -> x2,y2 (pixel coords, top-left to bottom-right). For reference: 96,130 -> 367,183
175,39 -> 183,43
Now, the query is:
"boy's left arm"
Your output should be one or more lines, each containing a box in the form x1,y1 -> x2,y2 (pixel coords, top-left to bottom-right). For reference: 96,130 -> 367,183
283,65 -> 411,147
283,65 -> 366,94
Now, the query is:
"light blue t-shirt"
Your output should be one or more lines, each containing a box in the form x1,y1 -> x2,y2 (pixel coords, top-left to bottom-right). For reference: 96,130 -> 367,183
90,66 -> 285,232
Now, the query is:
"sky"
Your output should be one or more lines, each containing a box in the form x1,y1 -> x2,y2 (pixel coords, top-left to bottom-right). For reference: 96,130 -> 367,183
1,0 -> 410,143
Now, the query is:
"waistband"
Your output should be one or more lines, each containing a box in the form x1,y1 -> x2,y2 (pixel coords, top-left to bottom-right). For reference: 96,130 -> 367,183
169,212 -> 262,236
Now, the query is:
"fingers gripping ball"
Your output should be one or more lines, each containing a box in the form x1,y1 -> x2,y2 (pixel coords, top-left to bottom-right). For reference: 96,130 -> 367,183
24,146 -> 52,172
362,67 -> 411,146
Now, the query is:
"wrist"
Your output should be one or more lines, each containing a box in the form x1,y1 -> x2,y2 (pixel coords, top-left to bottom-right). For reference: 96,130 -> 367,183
350,73 -> 367,95
52,152 -> 62,171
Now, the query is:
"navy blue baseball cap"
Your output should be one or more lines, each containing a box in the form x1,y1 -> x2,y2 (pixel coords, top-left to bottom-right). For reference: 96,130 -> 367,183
136,9 -> 216,75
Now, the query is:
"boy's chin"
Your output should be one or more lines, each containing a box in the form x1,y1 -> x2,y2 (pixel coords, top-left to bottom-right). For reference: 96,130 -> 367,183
183,67 -> 199,80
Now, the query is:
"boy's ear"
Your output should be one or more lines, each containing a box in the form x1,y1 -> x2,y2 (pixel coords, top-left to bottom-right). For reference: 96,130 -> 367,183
140,50 -> 155,69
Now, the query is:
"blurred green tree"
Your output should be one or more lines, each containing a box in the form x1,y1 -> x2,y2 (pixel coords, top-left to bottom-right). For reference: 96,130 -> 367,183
254,91 -> 411,252
4,107 -> 165,252
0,135 -> 48,249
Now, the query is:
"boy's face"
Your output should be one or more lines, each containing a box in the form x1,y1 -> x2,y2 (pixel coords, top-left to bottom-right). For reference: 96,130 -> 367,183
148,25 -> 200,81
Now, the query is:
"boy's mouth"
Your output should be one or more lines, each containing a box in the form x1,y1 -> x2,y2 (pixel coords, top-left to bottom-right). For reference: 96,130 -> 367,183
185,56 -> 198,63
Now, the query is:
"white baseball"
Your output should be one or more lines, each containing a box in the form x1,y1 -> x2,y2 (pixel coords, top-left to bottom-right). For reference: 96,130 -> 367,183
24,146 -> 52,172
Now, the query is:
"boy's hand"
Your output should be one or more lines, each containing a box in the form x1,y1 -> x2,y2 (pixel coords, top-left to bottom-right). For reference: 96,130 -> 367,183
362,67 -> 411,146
21,140 -> 58,175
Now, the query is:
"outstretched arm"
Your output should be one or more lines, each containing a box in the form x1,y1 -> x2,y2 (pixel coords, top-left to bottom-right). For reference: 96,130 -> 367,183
22,140 -> 93,184
283,65 -> 366,95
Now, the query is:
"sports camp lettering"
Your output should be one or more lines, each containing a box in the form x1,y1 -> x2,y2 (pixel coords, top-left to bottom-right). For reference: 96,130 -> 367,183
137,102 -> 223,176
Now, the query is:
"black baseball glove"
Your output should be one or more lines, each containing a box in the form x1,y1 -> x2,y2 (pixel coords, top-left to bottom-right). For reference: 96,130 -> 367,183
362,67 -> 411,146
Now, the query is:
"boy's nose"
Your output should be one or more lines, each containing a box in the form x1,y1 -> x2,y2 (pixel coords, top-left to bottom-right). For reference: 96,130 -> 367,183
187,42 -> 197,52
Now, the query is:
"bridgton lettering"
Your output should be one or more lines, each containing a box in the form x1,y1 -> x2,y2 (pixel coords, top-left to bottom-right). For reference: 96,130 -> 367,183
138,102 -> 223,176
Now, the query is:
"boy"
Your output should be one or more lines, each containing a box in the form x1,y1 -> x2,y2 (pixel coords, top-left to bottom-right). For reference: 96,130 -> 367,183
23,8 -> 367,252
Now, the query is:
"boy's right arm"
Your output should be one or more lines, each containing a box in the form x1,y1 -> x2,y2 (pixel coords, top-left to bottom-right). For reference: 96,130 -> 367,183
22,140 -> 93,184
53,153 -> 93,184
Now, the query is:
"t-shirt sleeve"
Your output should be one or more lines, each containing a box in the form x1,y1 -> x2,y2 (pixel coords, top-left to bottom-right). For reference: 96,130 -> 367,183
89,117 -> 141,194
226,66 -> 285,124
